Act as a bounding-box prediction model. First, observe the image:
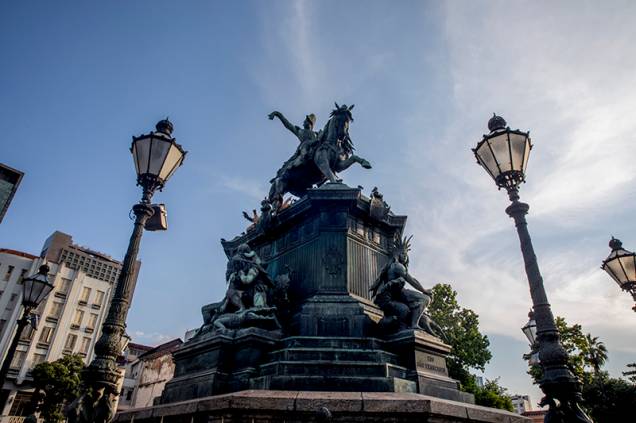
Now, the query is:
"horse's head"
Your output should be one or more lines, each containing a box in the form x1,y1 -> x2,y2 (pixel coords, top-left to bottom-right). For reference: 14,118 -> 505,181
325,103 -> 354,146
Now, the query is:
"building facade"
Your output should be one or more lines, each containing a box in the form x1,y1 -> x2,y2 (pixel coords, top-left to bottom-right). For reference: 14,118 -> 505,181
128,339 -> 182,409
0,163 -> 23,225
0,231 -> 140,417
511,394 -> 532,414
117,342 -> 153,411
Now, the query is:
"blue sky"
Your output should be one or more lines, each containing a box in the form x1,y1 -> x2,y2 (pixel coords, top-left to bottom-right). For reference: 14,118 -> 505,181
2,0 -> 635,405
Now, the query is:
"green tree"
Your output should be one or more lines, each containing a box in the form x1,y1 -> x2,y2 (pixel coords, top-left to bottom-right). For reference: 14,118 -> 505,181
623,363 -> 636,383
428,284 -> 491,386
31,354 -> 85,423
472,379 -> 514,412
583,334 -> 608,375
428,284 -> 512,410
581,372 -> 636,422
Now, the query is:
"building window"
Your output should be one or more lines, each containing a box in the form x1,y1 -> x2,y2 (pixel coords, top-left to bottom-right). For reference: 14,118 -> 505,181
0,319 -> 6,334
64,334 -> 77,351
49,302 -> 63,319
32,353 -> 46,367
80,337 -> 91,354
79,287 -> 91,304
8,392 -> 33,417
3,265 -> 14,281
87,313 -> 98,330
94,290 -> 105,307
38,326 -> 53,344
72,310 -> 84,327
58,278 -> 72,295
10,350 -> 27,369
9,293 -> 18,303
20,325 -> 35,341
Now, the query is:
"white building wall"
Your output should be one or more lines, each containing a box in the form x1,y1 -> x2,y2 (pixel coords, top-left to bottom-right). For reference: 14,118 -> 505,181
0,251 -> 115,416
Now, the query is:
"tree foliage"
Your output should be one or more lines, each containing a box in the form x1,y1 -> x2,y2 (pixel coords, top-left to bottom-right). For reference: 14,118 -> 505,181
31,354 -> 85,423
584,334 -> 608,375
472,378 -> 514,411
524,317 -> 636,422
429,284 -> 492,384
623,363 -> 636,384
429,284 -> 512,410
581,372 -> 636,422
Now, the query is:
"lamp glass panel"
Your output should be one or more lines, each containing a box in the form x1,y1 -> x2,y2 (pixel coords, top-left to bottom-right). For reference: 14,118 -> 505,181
36,282 -> 54,305
133,137 -> 152,175
603,260 -> 623,285
605,253 -> 631,285
618,254 -> 636,286
475,141 -> 499,179
509,132 -> 528,172
522,137 -> 531,172
522,320 -> 536,344
23,276 -> 50,305
159,144 -> 184,181
147,136 -> 171,176
23,279 -> 34,304
488,132 -> 513,173
131,143 -> 141,175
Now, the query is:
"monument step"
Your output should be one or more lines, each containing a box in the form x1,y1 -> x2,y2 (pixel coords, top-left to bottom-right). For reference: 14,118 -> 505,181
254,375 -> 418,393
259,360 -> 411,379
280,336 -> 386,350
267,346 -> 401,365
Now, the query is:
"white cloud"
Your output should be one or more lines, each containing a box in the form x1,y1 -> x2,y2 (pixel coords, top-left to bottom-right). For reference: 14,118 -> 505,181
395,1 -> 636,391
219,175 -> 267,201
131,330 -> 174,346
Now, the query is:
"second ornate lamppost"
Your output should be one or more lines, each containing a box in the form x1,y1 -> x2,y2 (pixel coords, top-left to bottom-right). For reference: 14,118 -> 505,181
601,237 -> 636,312
79,119 -> 186,423
0,265 -> 54,389
472,114 -> 592,422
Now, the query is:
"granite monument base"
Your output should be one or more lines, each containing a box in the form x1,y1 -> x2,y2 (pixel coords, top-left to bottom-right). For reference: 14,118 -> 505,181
161,327 -> 472,405
161,328 -> 282,403
115,390 -> 529,423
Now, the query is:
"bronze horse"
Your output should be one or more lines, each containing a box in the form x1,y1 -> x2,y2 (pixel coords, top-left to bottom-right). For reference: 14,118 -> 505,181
268,103 -> 371,207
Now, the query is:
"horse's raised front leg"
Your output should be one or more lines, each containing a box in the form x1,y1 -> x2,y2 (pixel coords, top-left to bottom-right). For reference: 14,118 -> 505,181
314,149 -> 341,183
334,155 -> 372,172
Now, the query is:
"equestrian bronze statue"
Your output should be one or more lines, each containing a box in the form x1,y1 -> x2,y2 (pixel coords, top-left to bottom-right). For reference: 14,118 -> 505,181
268,103 -> 372,209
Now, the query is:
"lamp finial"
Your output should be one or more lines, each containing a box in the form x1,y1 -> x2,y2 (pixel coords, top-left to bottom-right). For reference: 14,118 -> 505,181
155,118 -> 174,136
488,114 -> 507,132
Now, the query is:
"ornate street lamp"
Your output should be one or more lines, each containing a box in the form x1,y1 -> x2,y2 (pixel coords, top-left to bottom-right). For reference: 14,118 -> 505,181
0,265 -> 54,387
80,119 -> 185,423
473,114 -> 592,422
602,237 -> 636,312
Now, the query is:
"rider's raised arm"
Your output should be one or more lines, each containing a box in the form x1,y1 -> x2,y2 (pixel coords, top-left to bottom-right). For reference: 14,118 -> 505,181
268,111 -> 301,139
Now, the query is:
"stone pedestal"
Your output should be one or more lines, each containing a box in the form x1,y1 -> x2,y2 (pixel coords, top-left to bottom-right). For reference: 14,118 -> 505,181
160,184 -> 472,406
161,328 -> 282,403
115,390 -> 530,423
385,330 -> 473,403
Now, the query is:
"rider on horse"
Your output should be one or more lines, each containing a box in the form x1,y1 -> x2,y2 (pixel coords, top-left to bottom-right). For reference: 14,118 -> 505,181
267,104 -> 371,211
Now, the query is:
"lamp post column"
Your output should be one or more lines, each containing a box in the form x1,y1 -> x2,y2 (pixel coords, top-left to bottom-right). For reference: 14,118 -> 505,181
505,187 -> 591,422
82,199 -> 154,422
72,119 -> 185,423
